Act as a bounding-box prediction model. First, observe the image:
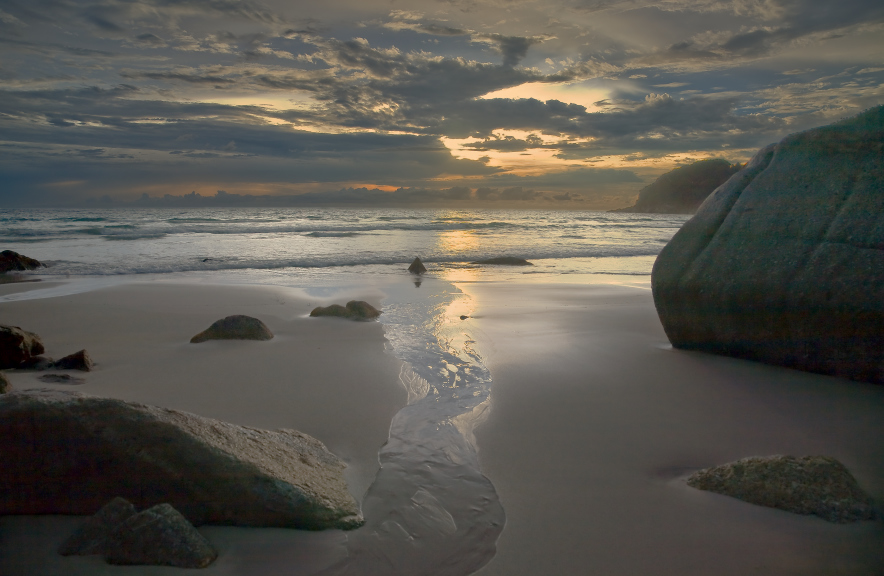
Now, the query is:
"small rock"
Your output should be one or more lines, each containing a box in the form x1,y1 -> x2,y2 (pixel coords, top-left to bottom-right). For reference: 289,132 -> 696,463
53,350 -> 93,372
190,315 -> 273,343
472,257 -> 533,266
408,257 -> 427,274
687,455 -> 875,523
0,372 -> 10,393
310,300 -> 381,321
40,373 -> 86,385
0,250 -> 43,274
104,503 -> 217,568
460,315 -> 469,320
59,497 -> 137,556
19,355 -> 54,371
0,325 -> 45,369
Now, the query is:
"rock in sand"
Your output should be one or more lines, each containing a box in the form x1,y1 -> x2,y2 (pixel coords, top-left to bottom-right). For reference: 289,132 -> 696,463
39,373 -> 86,384
0,389 -> 363,530
408,257 -> 427,274
0,325 -> 45,369
0,372 -> 11,393
687,455 -> 875,523
190,315 -> 273,343
652,106 -> 884,383
53,349 -> 93,371
310,300 -> 381,321
59,496 -> 138,556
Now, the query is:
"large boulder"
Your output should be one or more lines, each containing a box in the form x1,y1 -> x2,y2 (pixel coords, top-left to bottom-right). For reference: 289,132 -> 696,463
190,315 -> 273,343
310,300 -> 381,321
0,389 -> 362,530
652,106 -> 884,383
687,455 -> 875,523
0,250 -> 43,273
0,325 -> 45,369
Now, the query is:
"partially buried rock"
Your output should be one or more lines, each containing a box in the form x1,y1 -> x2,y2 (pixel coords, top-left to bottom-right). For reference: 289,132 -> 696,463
0,389 -> 363,530
40,373 -> 85,385
53,349 -> 93,371
408,257 -> 427,274
310,300 -> 381,321
652,106 -> 884,383
19,355 -> 53,371
0,325 -> 45,369
0,250 -> 43,274
59,496 -> 137,556
472,256 -> 533,266
190,315 -> 273,343
0,372 -> 11,393
687,455 -> 875,523
105,503 -> 217,568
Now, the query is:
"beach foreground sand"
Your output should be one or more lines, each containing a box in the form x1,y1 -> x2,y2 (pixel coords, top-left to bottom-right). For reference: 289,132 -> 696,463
1,279 -> 882,575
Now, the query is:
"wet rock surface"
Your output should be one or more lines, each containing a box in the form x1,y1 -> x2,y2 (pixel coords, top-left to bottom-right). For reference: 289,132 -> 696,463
652,106 -> 884,383
0,389 -> 363,530
310,300 -> 381,321
687,455 -> 876,523
408,257 -> 427,274
0,250 -> 43,274
190,315 -> 274,343
53,349 -> 93,371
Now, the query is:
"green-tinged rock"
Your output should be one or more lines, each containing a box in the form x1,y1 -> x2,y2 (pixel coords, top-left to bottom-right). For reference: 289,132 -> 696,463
0,389 -> 363,530
310,300 -> 381,321
190,315 -> 273,343
687,455 -> 875,523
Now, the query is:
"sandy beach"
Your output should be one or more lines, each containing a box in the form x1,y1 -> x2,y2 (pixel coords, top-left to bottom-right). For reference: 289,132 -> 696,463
1,277 -> 883,575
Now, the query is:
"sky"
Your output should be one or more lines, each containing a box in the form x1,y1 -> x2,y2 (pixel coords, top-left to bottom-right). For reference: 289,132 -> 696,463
1,0 -> 882,209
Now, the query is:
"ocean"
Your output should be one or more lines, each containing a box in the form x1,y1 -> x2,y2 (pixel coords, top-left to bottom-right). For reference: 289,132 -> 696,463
0,207 -> 689,574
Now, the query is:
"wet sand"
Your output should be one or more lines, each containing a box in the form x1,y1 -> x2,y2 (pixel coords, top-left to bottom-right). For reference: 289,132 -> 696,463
465,282 -> 884,575
1,279 -> 883,575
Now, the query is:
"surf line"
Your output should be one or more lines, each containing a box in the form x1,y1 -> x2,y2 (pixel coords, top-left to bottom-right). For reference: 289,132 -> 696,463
319,277 -> 505,576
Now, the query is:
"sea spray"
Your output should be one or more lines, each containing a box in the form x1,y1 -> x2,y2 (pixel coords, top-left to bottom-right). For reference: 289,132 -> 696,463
318,278 -> 504,576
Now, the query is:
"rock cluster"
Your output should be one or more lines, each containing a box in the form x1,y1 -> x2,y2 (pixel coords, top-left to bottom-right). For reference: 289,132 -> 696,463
0,250 -> 43,274
687,455 -> 875,523
652,106 -> 884,383
310,300 -> 381,321
190,315 -> 274,343
0,389 -> 363,530
60,497 -> 217,568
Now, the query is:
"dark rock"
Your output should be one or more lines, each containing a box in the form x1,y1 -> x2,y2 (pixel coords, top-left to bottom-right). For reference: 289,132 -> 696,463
0,389 -> 363,530
408,257 -> 427,274
19,355 -> 54,371
190,315 -> 273,343
0,325 -> 45,369
652,106 -> 884,383
59,497 -> 137,556
472,257 -> 533,266
310,300 -> 381,321
40,373 -> 86,385
611,158 -> 743,214
105,503 -> 217,568
53,349 -> 93,372
0,250 -> 43,274
0,372 -> 10,393
687,455 -> 875,523
460,315 -> 469,320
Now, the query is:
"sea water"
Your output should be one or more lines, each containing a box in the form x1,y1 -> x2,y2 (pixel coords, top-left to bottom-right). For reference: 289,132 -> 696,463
0,207 -> 689,575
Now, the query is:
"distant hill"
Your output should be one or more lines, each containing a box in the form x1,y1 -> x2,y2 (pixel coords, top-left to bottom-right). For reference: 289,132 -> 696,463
611,158 -> 743,214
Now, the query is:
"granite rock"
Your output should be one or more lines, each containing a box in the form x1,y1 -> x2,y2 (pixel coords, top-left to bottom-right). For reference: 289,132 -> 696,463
59,496 -> 137,556
53,349 -> 93,371
0,389 -> 363,530
687,455 -> 875,523
190,315 -> 273,343
0,325 -> 45,369
310,300 -> 381,321
0,250 -> 43,274
104,503 -> 217,568
652,106 -> 884,383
